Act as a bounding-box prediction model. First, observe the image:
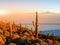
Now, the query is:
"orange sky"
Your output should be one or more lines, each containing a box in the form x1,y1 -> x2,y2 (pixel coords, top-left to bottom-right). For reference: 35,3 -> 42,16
0,12 -> 60,24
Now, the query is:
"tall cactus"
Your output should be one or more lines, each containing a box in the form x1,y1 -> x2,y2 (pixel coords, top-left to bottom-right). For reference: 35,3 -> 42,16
9,21 -> 12,37
32,11 -> 39,39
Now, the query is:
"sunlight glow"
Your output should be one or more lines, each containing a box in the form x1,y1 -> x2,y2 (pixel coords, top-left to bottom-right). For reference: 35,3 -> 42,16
0,10 -> 10,15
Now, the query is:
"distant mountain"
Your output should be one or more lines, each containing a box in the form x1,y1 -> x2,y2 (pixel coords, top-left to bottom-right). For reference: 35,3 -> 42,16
41,12 -> 54,14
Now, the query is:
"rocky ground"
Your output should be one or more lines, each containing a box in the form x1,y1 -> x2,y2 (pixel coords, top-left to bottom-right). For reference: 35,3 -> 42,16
0,21 -> 60,45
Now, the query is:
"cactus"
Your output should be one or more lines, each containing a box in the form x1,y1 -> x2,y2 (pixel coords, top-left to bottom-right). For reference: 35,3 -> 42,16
3,27 -> 5,36
32,11 -> 39,39
20,24 -> 22,30
40,31 -> 43,34
13,21 -> 17,31
52,32 -> 55,36
9,21 -> 12,37
12,21 -> 15,29
47,33 -> 50,36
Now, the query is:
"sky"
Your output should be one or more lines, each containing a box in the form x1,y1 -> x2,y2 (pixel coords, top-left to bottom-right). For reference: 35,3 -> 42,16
0,0 -> 60,13
0,0 -> 60,30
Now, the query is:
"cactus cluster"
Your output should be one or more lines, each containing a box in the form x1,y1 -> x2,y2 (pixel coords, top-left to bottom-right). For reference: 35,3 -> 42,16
0,12 -> 59,45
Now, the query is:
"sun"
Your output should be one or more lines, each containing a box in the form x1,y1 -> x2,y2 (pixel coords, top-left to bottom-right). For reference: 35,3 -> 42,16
0,10 -> 10,15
